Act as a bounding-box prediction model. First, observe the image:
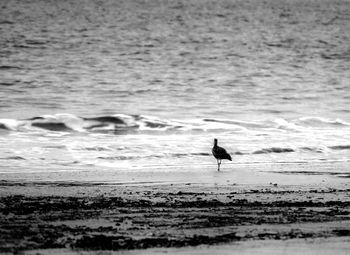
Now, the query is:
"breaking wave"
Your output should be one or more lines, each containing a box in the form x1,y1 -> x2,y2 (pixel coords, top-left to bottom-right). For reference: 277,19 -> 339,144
0,114 -> 269,133
296,117 -> 350,127
329,145 -> 350,151
253,147 -> 295,154
0,114 -> 187,133
0,114 -> 349,134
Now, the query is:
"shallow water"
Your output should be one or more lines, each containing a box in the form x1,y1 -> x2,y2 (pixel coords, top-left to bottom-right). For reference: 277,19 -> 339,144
0,0 -> 349,180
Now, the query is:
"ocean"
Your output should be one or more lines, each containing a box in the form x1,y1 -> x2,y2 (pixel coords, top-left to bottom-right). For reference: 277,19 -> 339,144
0,0 -> 349,182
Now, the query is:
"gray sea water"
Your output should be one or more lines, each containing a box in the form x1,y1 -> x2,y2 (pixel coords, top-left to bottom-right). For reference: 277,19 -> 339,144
1,0 -> 350,180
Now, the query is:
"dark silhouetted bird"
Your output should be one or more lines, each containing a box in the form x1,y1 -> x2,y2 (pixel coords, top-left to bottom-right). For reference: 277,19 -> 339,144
212,138 -> 232,171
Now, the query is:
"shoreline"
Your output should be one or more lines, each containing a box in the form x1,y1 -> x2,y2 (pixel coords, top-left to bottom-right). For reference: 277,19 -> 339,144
1,161 -> 350,253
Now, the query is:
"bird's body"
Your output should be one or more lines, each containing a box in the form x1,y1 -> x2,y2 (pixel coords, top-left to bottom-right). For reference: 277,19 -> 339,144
212,138 -> 232,171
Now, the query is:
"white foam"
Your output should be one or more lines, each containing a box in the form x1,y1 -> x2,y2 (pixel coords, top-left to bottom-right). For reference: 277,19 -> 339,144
0,119 -> 24,130
273,118 -> 305,132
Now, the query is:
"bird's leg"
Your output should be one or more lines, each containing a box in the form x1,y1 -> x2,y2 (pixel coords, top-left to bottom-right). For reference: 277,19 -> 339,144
218,159 -> 221,171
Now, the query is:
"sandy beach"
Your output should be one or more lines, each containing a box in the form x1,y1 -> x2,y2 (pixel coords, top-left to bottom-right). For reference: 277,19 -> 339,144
1,162 -> 350,254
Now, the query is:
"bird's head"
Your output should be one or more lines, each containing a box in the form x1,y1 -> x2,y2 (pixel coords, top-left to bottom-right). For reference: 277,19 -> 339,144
214,138 -> 218,146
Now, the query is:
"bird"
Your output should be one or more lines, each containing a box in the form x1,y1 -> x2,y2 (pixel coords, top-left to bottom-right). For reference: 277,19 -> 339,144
212,138 -> 232,171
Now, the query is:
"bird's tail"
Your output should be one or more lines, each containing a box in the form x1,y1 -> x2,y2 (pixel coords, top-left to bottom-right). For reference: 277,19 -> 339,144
227,154 -> 232,161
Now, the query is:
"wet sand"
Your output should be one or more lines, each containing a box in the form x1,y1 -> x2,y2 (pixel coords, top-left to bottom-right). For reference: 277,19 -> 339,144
1,162 -> 350,254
